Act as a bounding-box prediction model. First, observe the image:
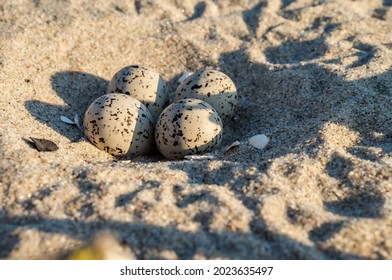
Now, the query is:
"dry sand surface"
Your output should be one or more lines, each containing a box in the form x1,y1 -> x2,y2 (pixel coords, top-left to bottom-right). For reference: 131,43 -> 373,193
1,0 -> 392,259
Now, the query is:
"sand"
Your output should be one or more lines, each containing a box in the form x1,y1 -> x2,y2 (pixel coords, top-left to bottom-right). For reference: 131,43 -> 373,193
1,0 -> 392,259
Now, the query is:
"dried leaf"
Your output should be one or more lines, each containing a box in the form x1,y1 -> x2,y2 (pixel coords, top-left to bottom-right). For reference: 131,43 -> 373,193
30,137 -> 59,152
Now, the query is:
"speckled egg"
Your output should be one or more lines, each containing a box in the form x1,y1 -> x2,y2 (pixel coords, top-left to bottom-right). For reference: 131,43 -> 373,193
83,93 -> 154,157
174,69 -> 238,121
155,98 -> 223,160
107,65 -> 168,123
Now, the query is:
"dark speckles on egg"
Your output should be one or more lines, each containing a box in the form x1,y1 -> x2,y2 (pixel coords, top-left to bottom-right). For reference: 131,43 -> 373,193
155,98 -> 223,160
174,69 -> 237,121
83,93 -> 154,157
107,65 -> 168,123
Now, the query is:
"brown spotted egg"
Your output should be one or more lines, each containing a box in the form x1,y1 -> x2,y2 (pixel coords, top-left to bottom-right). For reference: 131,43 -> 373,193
107,65 -> 168,123
174,70 -> 237,121
83,93 -> 154,157
155,98 -> 223,160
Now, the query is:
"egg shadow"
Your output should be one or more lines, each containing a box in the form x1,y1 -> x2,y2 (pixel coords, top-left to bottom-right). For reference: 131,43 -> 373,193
24,71 -> 108,141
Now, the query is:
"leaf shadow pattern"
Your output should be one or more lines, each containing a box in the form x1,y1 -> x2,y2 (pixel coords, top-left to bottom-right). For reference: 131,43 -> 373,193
186,1 -> 207,22
65,168 -> 111,219
280,0 -> 296,10
211,29 -> 391,256
167,160 -> 364,259
242,1 -> 267,37
309,221 -> 345,243
0,212 -> 364,260
264,37 -> 328,64
0,223 -> 19,259
0,156 -> 365,259
220,34 -> 392,161
324,153 -> 385,218
348,42 -> 377,68
175,189 -> 219,209
173,185 -> 219,232
24,71 -> 108,141
373,0 -> 392,20
264,16 -> 339,64
116,180 -> 161,208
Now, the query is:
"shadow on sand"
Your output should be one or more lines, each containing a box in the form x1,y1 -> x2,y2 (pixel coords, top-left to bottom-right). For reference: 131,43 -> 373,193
25,71 -> 108,141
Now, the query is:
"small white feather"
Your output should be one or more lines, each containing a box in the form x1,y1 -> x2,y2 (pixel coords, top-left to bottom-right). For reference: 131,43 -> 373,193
60,115 -> 76,125
225,141 -> 241,153
178,72 -> 193,84
248,134 -> 269,150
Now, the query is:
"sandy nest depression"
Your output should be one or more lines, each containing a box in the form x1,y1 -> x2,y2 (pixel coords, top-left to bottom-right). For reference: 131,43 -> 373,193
1,0 -> 392,259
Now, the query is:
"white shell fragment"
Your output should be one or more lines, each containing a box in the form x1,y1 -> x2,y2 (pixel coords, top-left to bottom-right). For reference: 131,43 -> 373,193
225,140 -> 241,153
184,153 -> 215,160
60,115 -> 76,125
248,134 -> 269,150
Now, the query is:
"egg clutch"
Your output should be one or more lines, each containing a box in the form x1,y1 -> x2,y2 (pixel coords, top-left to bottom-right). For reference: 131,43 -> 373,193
83,65 -> 238,160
